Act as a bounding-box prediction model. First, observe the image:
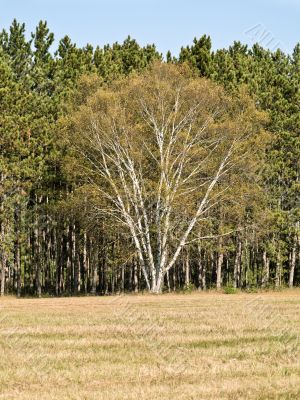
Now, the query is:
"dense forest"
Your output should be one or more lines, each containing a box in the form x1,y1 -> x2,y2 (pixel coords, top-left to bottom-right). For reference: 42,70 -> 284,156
0,20 -> 299,296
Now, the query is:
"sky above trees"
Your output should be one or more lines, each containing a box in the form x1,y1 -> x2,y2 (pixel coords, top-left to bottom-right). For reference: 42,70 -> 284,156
1,0 -> 299,55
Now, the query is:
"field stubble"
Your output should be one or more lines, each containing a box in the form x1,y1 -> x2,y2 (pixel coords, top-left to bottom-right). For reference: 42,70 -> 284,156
0,290 -> 299,400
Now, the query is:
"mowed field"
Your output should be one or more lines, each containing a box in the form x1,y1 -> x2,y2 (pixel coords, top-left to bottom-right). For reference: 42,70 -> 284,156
0,291 -> 299,400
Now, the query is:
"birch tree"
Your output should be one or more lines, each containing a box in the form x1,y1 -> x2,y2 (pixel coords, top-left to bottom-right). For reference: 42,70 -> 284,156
68,63 -> 266,292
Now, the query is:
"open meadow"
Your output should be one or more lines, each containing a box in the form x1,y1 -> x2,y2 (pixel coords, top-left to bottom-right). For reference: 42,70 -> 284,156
0,291 -> 299,400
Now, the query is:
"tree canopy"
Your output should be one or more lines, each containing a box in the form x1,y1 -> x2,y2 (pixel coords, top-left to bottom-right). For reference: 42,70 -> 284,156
0,21 -> 299,296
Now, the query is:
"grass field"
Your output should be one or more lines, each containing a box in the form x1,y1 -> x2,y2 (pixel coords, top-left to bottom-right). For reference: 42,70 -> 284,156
0,291 -> 299,400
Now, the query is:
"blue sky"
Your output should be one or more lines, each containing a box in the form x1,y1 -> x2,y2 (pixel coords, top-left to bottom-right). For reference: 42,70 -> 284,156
1,0 -> 299,55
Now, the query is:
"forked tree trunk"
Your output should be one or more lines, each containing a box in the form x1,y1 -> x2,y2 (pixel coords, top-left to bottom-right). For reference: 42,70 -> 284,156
152,271 -> 164,293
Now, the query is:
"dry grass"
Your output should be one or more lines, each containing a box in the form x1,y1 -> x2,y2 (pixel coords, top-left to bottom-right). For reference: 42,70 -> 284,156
0,290 -> 299,400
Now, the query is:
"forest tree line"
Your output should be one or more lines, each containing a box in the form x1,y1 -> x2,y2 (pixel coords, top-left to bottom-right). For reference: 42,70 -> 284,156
0,20 -> 299,296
